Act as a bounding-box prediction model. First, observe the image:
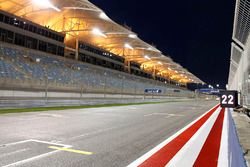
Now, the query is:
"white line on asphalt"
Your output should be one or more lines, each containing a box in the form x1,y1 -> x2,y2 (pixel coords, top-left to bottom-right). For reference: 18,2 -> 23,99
144,113 -> 168,117
2,140 -> 72,167
0,139 -> 71,148
2,150 -> 61,167
38,113 -> 64,118
30,139 -> 72,148
0,140 -> 32,147
0,148 -> 30,158
167,114 -> 185,117
127,105 -> 219,167
69,127 -> 118,140
144,113 -> 184,117
68,123 -> 136,141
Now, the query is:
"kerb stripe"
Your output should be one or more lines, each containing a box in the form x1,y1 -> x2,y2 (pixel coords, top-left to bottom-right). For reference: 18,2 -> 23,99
138,104 -> 220,167
193,107 -> 225,167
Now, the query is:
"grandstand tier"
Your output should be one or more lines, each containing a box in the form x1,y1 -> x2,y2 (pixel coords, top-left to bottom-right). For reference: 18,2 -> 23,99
0,42 -> 193,97
0,1 -> 204,99
0,9 -> 183,88
0,0 -> 204,85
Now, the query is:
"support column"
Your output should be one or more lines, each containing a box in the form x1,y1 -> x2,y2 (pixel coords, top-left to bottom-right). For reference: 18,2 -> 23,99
124,59 -> 131,73
75,38 -> 79,60
128,60 -> 131,74
153,65 -> 156,80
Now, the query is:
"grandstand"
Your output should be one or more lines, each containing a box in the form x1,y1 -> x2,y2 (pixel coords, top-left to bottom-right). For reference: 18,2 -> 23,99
0,0 -> 204,103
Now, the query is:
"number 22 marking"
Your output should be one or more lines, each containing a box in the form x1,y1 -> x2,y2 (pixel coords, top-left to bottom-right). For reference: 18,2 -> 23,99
221,94 -> 234,105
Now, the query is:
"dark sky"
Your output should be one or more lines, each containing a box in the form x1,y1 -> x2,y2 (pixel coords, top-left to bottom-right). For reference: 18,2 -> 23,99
91,0 -> 235,88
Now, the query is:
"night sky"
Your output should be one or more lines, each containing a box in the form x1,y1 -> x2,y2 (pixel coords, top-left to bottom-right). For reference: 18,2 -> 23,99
91,0 -> 235,88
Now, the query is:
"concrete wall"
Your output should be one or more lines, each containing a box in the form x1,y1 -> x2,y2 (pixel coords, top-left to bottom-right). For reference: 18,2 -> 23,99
0,89 -> 193,108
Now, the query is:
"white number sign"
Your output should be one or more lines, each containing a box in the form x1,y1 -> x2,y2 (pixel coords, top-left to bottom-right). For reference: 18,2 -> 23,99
220,91 -> 238,108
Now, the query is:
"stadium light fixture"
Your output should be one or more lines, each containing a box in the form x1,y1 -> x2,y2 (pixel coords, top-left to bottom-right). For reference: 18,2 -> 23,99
32,0 -> 61,12
226,84 -> 229,89
148,47 -> 154,51
99,12 -> 110,20
158,61 -> 163,65
144,55 -> 151,60
35,58 -> 40,63
208,85 -> 214,89
124,43 -> 134,50
92,28 -> 107,38
128,34 -> 137,38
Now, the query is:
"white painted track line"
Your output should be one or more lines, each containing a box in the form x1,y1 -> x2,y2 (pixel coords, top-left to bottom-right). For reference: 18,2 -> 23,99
2,150 -> 60,167
0,139 -> 32,147
1,139 -> 72,167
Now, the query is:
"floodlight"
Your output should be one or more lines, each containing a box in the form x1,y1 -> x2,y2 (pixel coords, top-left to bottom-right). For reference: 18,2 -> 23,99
208,85 -> 214,89
158,61 -> 163,65
144,55 -> 151,60
124,43 -> 134,50
92,28 -> 107,38
32,0 -> 61,11
128,34 -> 137,38
99,12 -> 110,20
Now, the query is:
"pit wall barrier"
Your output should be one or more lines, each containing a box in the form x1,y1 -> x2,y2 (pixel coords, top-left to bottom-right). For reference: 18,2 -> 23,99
0,89 -> 192,99
227,108 -> 247,167
0,89 -> 196,108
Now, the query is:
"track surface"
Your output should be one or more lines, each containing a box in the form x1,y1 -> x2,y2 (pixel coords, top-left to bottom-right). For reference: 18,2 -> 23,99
0,100 -> 217,167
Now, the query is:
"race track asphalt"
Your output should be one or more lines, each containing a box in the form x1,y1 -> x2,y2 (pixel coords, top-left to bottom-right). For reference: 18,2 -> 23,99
0,100 -> 217,167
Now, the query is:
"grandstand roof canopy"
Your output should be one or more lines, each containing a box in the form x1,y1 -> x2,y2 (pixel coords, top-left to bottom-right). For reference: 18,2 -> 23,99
0,0 -> 204,84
